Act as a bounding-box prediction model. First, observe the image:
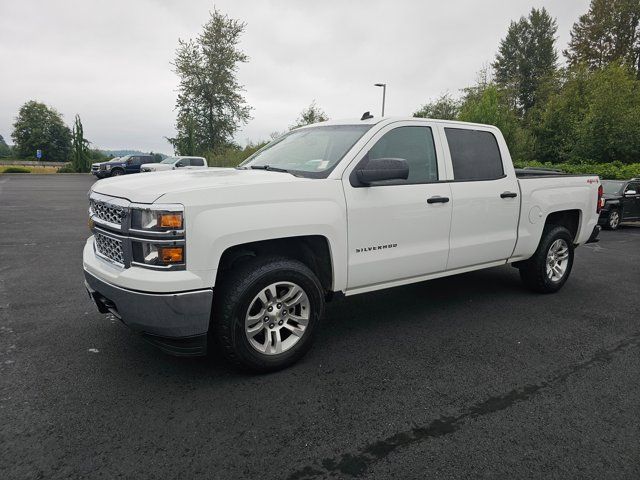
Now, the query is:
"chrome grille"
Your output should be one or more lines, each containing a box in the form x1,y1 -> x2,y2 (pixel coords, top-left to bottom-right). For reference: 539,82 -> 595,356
94,232 -> 125,265
91,200 -> 125,226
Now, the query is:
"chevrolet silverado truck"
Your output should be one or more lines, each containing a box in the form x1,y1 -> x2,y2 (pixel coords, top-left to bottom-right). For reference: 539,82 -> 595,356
84,117 -> 602,371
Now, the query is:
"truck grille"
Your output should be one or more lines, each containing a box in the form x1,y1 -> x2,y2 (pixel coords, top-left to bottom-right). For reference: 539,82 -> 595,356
90,200 -> 125,226
94,232 -> 125,265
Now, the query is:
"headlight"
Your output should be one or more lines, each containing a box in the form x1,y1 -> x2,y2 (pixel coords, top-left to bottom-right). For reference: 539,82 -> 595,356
128,204 -> 186,269
106,165 -> 111,170
130,207 -> 184,232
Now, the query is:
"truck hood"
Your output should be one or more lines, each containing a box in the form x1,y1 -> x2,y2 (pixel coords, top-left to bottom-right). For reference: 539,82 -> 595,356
91,167 -> 309,203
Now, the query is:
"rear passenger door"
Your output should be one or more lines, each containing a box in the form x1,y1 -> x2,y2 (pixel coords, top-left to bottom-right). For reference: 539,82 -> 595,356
623,182 -> 640,219
126,156 -> 142,174
441,126 -> 520,270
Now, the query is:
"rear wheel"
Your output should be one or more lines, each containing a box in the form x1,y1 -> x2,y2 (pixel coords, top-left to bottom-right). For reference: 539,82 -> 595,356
212,255 -> 324,372
604,209 -> 620,230
518,225 -> 574,293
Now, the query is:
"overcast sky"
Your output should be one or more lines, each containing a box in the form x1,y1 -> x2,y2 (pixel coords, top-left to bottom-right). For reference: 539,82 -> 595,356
0,0 -> 590,154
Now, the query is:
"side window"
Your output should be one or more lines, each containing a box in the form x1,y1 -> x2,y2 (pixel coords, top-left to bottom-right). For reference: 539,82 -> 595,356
366,126 -> 438,184
625,183 -> 639,194
445,128 -> 504,181
191,158 -> 205,167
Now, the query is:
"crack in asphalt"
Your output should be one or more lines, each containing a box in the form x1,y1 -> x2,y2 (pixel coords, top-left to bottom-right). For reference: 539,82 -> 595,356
286,331 -> 640,479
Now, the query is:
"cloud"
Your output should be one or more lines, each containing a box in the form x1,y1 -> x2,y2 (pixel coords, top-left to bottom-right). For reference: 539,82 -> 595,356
0,0 -> 590,154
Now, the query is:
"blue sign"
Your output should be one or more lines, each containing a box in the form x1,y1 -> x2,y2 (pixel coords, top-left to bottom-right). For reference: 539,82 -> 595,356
36,149 -> 42,159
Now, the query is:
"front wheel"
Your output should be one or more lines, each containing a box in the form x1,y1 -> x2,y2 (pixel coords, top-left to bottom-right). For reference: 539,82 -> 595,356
518,225 -> 574,293
212,256 -> 324,372
110,169 -> 124,177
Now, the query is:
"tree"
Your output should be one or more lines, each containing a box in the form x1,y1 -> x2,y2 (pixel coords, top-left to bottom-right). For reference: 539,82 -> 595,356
413,93 -> 460,120
11,101 -> 72,161
533,63 -> 640,163
70,115 -> 91,172
290,100 -> 328,129
0,134 -> 11,158
564,0 -> 640,75
458,82 -> 531,160
168,9 -> 252,155
493,8 -> 558,114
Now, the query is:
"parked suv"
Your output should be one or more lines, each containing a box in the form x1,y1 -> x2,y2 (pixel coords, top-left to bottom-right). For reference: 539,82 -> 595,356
91,154 -> 157,179
598,179 -> 640,229
140,156 -> 207,172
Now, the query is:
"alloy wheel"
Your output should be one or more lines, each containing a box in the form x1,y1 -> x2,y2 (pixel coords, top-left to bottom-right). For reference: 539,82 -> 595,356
244,281 -> 310,355
546,238 -> 569,282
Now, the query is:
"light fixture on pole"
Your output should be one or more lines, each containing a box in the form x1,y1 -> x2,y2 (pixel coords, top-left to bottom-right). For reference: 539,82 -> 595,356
374,83 -> 386,117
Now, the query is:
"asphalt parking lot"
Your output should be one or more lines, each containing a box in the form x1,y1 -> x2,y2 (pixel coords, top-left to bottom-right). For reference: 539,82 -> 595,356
1,173 -> 639,479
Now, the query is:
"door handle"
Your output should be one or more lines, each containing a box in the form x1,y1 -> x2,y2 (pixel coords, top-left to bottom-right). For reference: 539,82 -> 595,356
427,196 -> 450,204
500,192 -> 518,198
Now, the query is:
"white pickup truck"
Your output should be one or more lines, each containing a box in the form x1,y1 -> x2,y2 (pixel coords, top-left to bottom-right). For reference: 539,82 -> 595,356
84,117 -> 602,371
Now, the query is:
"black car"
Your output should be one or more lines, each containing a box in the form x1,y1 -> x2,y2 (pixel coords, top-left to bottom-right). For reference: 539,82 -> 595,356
598,179 -> 640,230
91,154 -> 158,179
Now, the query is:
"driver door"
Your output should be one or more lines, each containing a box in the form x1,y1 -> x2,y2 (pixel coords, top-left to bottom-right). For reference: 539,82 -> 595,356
342,122 -> 452,291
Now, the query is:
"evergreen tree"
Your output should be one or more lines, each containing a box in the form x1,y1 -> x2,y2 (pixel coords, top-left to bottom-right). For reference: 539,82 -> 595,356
71,115 -> 91,172
564,0 -> 640,75
168,9 -> 252,155
493,8 -> 558,114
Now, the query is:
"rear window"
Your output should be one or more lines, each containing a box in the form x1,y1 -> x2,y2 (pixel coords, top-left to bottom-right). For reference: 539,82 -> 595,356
445,128 -> 504,181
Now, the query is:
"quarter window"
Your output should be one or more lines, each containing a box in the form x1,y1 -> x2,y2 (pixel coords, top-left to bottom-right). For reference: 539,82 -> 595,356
366,126 -> 438,184
445,128 -> 504,181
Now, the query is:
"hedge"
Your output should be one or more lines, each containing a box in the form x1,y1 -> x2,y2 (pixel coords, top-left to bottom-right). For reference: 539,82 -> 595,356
513,161 -> 640,180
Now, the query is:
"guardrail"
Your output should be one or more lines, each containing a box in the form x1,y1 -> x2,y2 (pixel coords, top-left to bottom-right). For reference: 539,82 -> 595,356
0,160 -> 69,167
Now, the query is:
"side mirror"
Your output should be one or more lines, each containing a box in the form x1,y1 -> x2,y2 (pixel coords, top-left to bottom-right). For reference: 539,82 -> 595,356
354,158 -> 409,186
625,190 -> 637,196
175,162 -> 185,168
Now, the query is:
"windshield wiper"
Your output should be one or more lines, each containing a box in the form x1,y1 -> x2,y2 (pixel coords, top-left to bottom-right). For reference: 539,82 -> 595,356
249,165 -> 291,174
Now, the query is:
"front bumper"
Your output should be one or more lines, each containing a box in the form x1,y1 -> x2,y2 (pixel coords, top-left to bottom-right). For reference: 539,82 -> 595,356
92,170 -> 109,178
84,270 -> 212,356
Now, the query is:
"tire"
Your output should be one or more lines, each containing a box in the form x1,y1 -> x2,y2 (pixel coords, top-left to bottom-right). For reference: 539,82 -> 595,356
518,225 -> 574,294
110,169 -> 124,177
603,209 -> 621,230
212,255 -> 324,372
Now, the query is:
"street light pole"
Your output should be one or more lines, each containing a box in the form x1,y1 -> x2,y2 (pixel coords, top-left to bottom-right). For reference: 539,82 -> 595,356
374,83 -> 386,117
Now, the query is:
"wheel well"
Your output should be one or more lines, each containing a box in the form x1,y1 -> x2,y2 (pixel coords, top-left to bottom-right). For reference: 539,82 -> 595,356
215,236 -> 334,294
544,209 -> 580,241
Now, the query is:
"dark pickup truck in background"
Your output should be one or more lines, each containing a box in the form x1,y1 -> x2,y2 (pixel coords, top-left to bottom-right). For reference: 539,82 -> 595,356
91,154 -> 158,179
598,179 -> 640,230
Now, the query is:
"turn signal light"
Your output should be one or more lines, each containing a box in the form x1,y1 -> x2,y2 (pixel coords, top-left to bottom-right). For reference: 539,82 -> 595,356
159,213 -> 183,229
159,246 -> 184,263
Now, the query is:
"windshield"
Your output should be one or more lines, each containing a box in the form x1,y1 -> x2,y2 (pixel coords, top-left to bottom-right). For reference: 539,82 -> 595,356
108,157 -> 121,163
239,125 -> 372,177
602,180 -> 624,195
161,157 -> 179,164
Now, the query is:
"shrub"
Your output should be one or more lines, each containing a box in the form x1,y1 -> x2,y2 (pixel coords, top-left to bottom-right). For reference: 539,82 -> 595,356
2,166 -> 31,173
513,161 -> 640,179
57,164 -> 76,173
